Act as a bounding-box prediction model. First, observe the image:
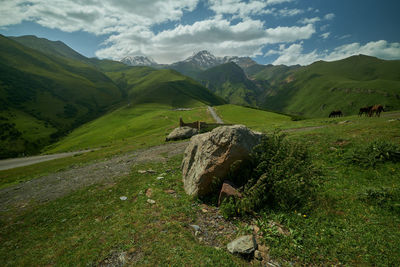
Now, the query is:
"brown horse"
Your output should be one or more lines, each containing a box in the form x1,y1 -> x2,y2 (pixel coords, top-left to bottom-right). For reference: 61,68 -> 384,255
359,106 -> 372,116
369,104 -> 384,117
329,110 -> 343,118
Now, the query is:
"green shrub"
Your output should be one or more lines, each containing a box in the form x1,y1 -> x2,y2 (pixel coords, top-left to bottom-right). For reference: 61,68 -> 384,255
221,133 -> 321,217
346,140 -> 400,167
359,187 -> 400,214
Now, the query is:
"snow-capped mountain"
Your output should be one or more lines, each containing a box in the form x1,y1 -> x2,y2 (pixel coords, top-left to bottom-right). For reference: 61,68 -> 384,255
173,50 -> 256,69
121,55 -> 157,66
221,56 -> 257,68
181,50 -> 220,68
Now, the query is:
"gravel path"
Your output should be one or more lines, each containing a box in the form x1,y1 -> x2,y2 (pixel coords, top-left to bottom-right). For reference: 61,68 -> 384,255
207,106 -> 224,124
0,142 -> 188,213
0,150 -> 95,171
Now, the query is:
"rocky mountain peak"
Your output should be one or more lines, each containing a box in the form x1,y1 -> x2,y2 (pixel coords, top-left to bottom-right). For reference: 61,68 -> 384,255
121,55 -> 157,66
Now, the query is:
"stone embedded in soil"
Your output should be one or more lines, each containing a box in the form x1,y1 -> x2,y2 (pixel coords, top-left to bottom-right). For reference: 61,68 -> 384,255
254,250 -> 263,260
227,235 -> 257,255
156,176 -> 164,180
190,224 -> 201,232
119,196 -> 127,201
145,188 -> 153,198
218,180 -> 242,206
164,189 -> 176,194
147,199 -> 156,204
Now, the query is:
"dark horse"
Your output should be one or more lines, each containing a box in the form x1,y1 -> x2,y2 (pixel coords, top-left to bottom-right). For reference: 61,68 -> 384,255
369,104 -> 384,117
359,106 -> 372,116
329,110 -> 343,118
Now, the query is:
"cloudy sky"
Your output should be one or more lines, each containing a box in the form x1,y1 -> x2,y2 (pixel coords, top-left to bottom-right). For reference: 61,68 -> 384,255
1,0 -> 399,65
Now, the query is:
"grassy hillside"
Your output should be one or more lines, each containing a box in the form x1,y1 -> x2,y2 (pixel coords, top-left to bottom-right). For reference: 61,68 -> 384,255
0,35 -> 123,158
1,104 -> 399,266
196,62 -> 259,106
10,35 -> 90,63
251,55 -> 400,117
46,104 -> 214,153
106,67 -> 225,108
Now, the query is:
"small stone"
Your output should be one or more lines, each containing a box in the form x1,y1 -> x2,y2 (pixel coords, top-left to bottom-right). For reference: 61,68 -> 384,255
190,225 -> 201,232
165,189 -> 176,194
145,188 -> 153,198
218,225 -> 225,230
201,208 -> 208,213
156,176 -> 164,180
253,225 -> 260,234
147,169 -> 156,174
138,170 -> 147,174
254,250 -> 263,260
147,199 -> 156,204
227,235 -> 257,254
218,180 -> 242,206
120,196 -> 127,201
159,173 -> 167,176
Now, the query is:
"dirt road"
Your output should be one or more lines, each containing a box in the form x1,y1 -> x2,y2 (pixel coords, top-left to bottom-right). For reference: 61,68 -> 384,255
207,106 -> 224,124
0,150 -> 94,171
0,142 -> 188,213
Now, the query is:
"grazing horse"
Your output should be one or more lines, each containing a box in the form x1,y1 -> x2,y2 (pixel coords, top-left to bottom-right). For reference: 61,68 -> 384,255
369,104 -> 384,117
329,110 -> 343,118
359,106 -> 372,116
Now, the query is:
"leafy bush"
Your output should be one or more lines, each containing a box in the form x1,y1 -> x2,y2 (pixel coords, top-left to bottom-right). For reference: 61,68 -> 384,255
221,133 -> 321,217
346,140 -> 400,167
359,187 -> 400,214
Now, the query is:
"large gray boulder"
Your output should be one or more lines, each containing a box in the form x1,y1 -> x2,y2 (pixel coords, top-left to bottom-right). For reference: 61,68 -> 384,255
181,125 -> 262,196
227,235 -> 257,254
166,126 -> 198,141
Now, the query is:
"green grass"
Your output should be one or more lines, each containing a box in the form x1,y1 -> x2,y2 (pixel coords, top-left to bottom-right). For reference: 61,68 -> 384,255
1,101 -> 400,265
249,55 -> 400,117
46,104 -> 213,153
0,156 -> 244,266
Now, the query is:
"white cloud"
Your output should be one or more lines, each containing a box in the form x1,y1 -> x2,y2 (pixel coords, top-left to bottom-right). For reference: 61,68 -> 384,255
96,18 -> 315,63
299,17 -> 321,24
324,13 -> 335,20
278,8 -> 304,17
338,34 -> 351,40
320,32 -> 330,39
0,0 -> 199,34
272,40 -> 400,65
208,0 -> 298,19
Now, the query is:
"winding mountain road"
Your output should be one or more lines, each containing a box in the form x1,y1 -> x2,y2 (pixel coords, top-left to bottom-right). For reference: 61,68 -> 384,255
0,150 -> 94,171
207,106 -> 224,124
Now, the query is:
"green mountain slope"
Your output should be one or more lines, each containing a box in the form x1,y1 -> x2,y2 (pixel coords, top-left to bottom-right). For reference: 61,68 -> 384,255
106,67 -> 225,107
250,55 -> 400,117
10,35 -> 90,63
195,62 -> 259,106
0,35 -> 123,158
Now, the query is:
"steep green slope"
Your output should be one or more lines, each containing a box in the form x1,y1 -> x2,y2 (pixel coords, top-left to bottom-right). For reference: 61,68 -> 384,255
10,35 -> 90,63
196,62 -> 259,106
106,67 -> 225,107
47,104 -> 213,152
0,35 -> 122,158
251,55 -> 400,117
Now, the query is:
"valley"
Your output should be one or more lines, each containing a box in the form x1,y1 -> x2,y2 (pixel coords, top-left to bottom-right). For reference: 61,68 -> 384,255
0,34 -> 399,266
